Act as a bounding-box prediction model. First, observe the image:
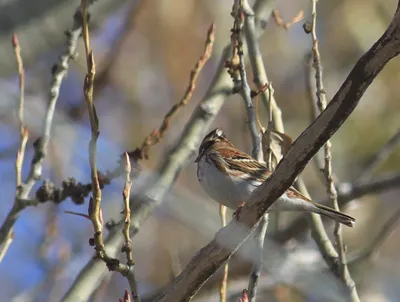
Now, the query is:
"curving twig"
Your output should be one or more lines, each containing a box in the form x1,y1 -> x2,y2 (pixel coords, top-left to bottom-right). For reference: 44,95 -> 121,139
81,0 -> 104,256
0,34 -> 29,262
309,2 -> 359,299
227,0 -> 261,161
131,23 -> 216,161
272,9 -> 304,30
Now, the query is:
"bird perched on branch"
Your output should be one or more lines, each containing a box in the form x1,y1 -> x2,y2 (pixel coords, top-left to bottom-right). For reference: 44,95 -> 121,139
195,128 -> 355,227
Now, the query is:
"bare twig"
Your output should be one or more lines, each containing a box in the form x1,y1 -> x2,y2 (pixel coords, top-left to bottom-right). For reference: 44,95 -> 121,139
0,34 -> 29,261
219,205 -> 228,302
272,9 -> 304,30
247,215 -> 268,302
155,3 -> 400,298
80,4 -> 141,301
243,0 -> 283,238
230,3 -> 265,300
121,153 -> 140,300
81,0 -> 104,255
131,23 -> 216,161
0,0 -> 97,257
122,153 -> 134,265
12,33 -> 28,189
357,128 -> 400,182
309,1 -> 359,300
244,4 -> 283,133
228,0 -> 261,160
304,52 -> 326,171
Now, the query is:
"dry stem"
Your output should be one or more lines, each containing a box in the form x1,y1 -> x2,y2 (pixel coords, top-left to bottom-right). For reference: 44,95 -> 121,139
81,0 -> 104,255
133,23 -> 216,161
272,9 -> 304,30
310,1 -> 359,300
228,0 -> 262,160
12,33 -> 28,188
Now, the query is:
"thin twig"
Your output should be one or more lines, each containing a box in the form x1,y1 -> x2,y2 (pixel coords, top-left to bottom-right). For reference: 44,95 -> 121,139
219,205 -> 228,302
122,153 -> 140,301
244,3 -> 283,133
231,4 -> 265,300
272,9 -> 304,30
81,9 -> 142,299
228,0 -> 261,160
0,0 -> 96,257
81,0 -> 104,255
303,41 -> 343,280
304,52 -> 325,171
243,0 -> 283,237
122,153 -> 134,265
247,215 -> 268,302
310,1 -> 359,300
357,128 -> 400,182
132,23 -> 216,161
0,34 -> 30,261
12,33 -> 28,189
241,2 -> 280,298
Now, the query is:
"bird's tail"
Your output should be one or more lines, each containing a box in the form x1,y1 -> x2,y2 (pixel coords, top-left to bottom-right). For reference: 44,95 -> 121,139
312,202 -> 355,227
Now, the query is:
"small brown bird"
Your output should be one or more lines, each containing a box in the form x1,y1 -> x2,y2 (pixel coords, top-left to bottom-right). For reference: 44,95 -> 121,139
195,128 -> 355,227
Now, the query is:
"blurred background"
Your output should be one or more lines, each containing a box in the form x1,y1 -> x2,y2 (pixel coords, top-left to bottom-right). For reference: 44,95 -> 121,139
0,0 -> 399,301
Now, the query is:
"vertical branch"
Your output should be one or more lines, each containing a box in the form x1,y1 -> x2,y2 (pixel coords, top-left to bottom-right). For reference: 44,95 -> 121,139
122,153 -> 140,301
134,23 -> 216,160
247,215 -> 268,301
309,1 -> 359,301
229,2 -> 268,301
122,153 -> 133,265
243,0 -> 283,235
12,33 -> 29,189
244,3 -> 283,133
219,205 -> 228,302
228,0 -> 262,160
0,33 -> 29,262
265,85 -> 274,171
81,0 -> 103,253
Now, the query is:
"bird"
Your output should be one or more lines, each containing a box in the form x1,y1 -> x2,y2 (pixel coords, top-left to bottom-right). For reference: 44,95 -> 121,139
195,128 -> 355,227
